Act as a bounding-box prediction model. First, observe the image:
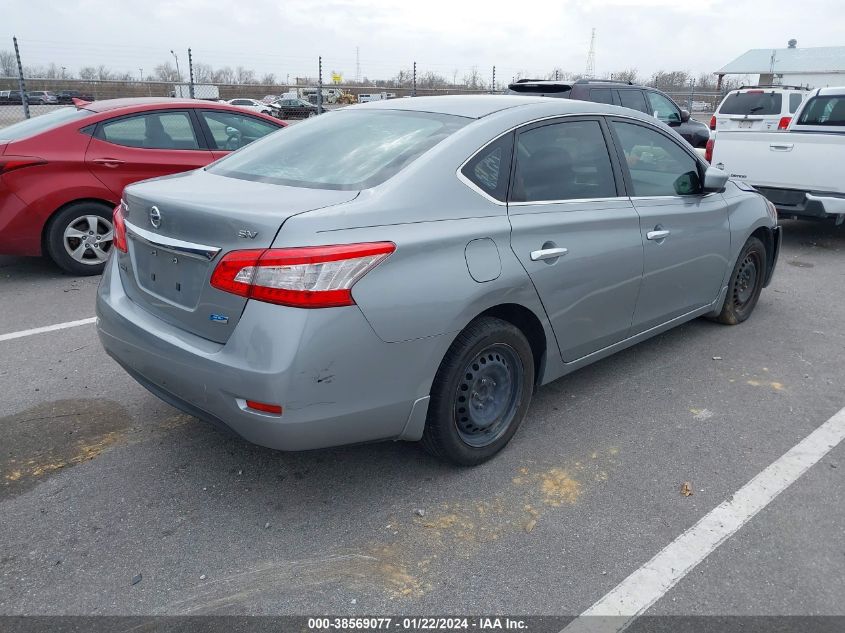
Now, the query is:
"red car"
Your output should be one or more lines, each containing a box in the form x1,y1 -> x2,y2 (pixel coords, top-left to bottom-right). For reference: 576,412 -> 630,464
0,98 -> 286,274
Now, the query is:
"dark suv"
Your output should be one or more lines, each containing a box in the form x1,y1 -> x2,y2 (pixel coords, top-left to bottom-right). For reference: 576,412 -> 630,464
507,79 -> 710,148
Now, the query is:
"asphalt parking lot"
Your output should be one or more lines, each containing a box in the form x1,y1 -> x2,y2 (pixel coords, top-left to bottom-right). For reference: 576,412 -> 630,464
0,219 -> 843,618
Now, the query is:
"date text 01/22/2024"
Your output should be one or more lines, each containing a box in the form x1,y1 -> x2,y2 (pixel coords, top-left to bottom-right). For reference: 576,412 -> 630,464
307,618 -> 529,630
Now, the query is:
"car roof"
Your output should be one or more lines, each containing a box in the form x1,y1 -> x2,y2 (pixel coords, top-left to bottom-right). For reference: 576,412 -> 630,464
814,86 -> 845,96
350,94 -> 655,121
82,97 -> 229,113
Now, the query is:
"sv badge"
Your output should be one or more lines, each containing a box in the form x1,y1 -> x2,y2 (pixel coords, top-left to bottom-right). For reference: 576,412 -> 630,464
238,229 -> 259,239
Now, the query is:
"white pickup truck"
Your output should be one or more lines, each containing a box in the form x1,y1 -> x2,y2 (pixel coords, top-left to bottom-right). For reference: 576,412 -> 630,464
710,86 -> 845,224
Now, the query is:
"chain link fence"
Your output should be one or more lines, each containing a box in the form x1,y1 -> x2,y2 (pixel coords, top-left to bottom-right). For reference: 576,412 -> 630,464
1,35 -> 732,129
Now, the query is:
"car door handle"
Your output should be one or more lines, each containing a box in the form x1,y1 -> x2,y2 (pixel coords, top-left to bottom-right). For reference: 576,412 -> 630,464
769,143 -> 794,151
530,247 -> 568,261
646,229 -> 671,241
92,158 -> 125,168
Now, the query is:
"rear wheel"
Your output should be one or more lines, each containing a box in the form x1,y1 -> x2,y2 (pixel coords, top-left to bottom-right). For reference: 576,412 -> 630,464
711,236 -> 766,325
45,201 -> 114,275
421,317 -> 534,466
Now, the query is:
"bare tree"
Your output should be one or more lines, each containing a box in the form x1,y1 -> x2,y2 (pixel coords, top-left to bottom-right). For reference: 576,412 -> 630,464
235,66 -> 256,84
213,66 -> 236,84
260,72 -> 277,85
462,66 -> 486,90
193,63 -> 214,83
154,62 -> 180,82
79,66 -> 98,81
610,68 -> 639,84
0,50 -> 16,77
418,70 -> 447,89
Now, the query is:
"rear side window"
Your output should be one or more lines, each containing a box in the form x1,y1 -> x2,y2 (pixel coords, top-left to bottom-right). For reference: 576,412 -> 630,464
209,110 -> 468,190
511,120 -> 616,202
618,90 -> 650,114
789,93 -> 803,113
719,92 -> 783,115
461,133 -> 514,201
796,96 -> 845,126
589,88 -> 614,104
100,112 -> 200,150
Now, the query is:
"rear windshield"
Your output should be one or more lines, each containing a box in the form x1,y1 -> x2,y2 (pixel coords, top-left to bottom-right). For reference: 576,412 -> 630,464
0,107 -> 89,141
796,95 -> 845,126
719,92 -> 783,115
208,109 -> 468,190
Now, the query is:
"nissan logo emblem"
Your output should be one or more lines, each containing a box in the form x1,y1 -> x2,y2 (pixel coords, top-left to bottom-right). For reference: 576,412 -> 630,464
149,206 -> 162,229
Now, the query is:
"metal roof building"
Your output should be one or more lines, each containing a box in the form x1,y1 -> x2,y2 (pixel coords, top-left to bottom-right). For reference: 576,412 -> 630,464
716,43 -> 845,89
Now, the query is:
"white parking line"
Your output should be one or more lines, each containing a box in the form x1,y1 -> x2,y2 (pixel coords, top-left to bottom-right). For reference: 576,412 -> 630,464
563,405 -> 845,633
0,317 -> 97,342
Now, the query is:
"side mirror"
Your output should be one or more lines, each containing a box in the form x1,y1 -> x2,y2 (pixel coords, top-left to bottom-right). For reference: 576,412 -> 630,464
680,109 -> 691,122
702,165 -> 729,193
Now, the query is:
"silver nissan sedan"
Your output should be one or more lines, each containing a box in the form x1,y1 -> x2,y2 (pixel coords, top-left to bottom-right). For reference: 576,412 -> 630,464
96,95 -> 781,465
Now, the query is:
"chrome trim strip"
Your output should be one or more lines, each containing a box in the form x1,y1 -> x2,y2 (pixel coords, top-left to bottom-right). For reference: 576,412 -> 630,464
509,196 -> 628,207
125,220 -> 221,261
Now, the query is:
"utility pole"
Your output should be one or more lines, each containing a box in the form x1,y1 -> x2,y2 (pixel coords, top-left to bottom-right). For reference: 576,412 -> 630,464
585,28 -> 596,78
317,56 -> 323,114
355,46 -> 360,83
188,48 -> 195,99
13,37 -> 29,120
491,66 -> 496,93
412,61 -> 417,97
170,49 -> 181,82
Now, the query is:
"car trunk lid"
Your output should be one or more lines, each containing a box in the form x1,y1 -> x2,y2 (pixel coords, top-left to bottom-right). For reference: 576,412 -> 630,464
118,169 -> 358,343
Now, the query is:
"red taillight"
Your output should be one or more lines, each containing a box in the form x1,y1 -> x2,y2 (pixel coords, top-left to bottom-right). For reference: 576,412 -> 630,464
778,116 -> 791,130
705,138 -> 715,163
0,156 -> 46,175
210,242 -> 396,308
245,400 -> 282,415
113,202 -> 128,253
709,115 -> 716,130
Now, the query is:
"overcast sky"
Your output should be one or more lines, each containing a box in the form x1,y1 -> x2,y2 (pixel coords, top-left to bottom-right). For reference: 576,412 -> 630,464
4,0 -> 843,83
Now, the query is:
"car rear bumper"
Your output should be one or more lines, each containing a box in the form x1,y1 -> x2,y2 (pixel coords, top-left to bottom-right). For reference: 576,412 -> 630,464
756,187 -> 845,224
0,181 -> 40,256
96,256 -> 445,451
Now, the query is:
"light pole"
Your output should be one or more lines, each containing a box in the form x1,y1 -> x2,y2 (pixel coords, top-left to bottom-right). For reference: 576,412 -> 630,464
61,66 -> 66,79
139,68 -> 143,81
170,49 -> 181,82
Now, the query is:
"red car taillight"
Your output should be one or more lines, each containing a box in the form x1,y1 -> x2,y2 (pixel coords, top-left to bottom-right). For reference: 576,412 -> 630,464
210,242 -> 395,308
0,156 -> 46,175
113,203 -> 128,253
709,115 -> 716,130
705,138 -> 715,163
778,116 -> 791,130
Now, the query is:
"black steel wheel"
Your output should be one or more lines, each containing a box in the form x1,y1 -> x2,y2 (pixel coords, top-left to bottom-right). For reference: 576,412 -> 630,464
711,236 -> 767,325
422,317 -> 534,466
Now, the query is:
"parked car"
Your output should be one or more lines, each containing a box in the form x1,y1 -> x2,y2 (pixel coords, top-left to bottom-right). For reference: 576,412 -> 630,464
710,85 -> 809,133
96,95 -> 780,466
0,97 -> 285,274
507,79 -> 711,148
0,90 -> 24,105
274,97 -> 319,118
710,86 -> 845,224
358,92 -> 389,103
56,90 -> 95,104
227,98 -> 280,117
26,90 -> 59,105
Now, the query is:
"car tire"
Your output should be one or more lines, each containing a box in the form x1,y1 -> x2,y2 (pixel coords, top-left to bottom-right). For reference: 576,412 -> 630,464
710,236 -> 767,325
421,317 -> 534,466
45,201 -> 115,276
